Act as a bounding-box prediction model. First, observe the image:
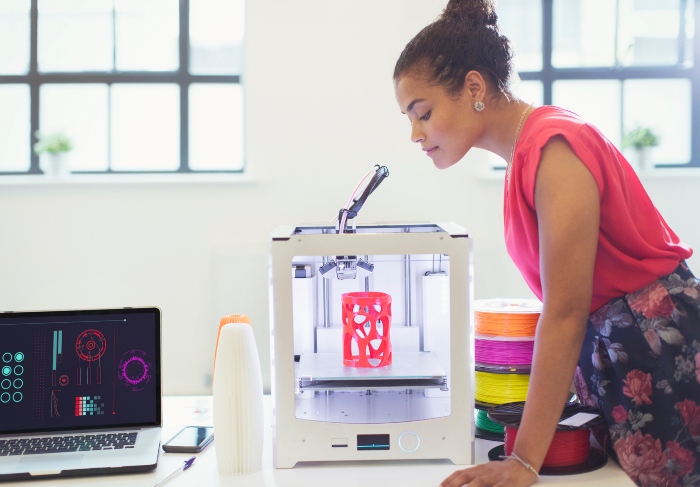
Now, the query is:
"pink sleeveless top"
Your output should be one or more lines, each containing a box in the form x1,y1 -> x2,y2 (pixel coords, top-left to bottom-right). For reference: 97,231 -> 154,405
504,106 -> 692,312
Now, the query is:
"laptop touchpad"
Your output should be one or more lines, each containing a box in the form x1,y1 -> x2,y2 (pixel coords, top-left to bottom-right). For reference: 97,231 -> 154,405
19,454 -> 84,472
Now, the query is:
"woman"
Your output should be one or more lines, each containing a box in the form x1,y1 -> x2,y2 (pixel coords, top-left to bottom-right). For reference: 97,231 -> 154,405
393,1 -> 700,486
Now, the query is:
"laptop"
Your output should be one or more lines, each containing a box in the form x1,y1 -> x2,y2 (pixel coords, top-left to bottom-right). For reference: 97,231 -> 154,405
0,307 -> 162,481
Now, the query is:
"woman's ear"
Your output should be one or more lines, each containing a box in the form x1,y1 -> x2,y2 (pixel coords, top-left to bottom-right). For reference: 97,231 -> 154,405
464,70 -> 487,103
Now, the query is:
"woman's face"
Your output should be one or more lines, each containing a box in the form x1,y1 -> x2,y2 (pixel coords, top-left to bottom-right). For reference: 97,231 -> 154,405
395,74 -> 480,170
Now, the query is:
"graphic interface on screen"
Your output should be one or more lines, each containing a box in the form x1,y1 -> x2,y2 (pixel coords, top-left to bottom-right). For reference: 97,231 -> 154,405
0,310 -> 159,434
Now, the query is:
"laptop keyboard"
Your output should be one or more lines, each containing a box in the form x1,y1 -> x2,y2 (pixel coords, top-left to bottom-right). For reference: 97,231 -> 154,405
0,432 -> 138,456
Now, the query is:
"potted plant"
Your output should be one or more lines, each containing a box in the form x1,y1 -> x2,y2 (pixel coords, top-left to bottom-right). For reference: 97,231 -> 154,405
622,127 -> 659,171
34,131 -> 74,176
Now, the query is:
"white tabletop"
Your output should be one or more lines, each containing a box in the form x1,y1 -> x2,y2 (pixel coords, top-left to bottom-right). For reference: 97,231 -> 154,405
2,396 -> 636,487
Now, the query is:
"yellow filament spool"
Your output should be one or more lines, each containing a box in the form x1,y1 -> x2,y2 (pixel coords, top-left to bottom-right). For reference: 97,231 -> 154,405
475,370 -> 530,404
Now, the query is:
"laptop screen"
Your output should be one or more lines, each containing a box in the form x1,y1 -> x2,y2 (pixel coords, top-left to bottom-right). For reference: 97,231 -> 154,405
0,308 -> 161,435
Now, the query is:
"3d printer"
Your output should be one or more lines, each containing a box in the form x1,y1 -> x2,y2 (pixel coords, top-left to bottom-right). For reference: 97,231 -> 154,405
269,166 -> 475,467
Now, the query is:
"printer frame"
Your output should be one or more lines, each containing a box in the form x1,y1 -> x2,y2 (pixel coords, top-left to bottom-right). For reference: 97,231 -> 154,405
269,222 -> 474,468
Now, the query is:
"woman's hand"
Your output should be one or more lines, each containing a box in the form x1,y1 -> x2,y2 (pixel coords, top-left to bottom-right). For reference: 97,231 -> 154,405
439,458 -> 538,487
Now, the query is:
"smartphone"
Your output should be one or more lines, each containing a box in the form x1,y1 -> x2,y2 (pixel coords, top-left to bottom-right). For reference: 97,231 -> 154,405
162,426 -> 214,453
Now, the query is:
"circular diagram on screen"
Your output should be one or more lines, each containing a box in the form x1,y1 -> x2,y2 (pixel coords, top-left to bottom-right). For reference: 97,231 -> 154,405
76,330 -> 107,362
118,350 -> 153,392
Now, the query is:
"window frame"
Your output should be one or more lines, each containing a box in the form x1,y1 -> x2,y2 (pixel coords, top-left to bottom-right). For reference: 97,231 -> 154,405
518,0 -> 700,168
0,0 -> 242,175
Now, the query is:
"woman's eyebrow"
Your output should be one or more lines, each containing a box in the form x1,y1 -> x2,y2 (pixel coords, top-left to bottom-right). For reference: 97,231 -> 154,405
404,98 -> 425,113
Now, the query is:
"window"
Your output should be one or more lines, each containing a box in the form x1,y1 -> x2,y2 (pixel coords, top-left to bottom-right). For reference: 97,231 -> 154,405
498,0 -> 698,168
0,0 -> 244,175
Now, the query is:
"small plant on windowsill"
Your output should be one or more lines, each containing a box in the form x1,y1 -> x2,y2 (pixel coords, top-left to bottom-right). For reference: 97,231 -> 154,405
622,127 -> 660,171
34,131 -> 74,176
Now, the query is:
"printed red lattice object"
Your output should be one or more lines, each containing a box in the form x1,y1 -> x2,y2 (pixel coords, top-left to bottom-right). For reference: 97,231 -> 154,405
342,292 -> 392,368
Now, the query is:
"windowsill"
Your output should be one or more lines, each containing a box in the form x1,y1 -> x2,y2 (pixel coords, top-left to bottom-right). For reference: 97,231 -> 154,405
0,172 -> 257,186
633,167 -> 700,178
478,166 -> 700,182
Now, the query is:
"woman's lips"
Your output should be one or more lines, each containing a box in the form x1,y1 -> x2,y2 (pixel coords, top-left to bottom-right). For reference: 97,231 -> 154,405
423,146 -> 438,155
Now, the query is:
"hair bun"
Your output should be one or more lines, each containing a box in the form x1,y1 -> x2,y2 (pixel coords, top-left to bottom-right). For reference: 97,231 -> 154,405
443,0 -> 498,26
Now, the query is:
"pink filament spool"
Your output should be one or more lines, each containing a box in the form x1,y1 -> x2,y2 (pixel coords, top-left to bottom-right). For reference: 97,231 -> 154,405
475,338 -> 534,365
342,292 -> 392,368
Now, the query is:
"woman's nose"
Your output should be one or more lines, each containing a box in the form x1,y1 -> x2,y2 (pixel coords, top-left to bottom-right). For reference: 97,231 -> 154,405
411,124 -> 424,144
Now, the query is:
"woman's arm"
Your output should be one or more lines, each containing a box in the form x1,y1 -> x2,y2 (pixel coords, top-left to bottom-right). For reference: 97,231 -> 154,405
441,135 -> 600,486
510,135 -> 600,472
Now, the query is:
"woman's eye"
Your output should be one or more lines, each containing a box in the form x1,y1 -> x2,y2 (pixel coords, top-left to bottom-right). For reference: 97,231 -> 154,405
419,111 -> 431,121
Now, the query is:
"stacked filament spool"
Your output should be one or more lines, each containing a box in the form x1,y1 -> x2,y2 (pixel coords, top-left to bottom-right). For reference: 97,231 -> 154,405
486,401 -> 608,475
473,298 -> 541,440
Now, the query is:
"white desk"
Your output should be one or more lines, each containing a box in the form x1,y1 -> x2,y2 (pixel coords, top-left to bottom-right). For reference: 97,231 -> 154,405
2,396 -> 635,486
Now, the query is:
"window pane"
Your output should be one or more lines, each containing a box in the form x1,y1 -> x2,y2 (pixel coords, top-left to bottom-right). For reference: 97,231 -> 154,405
189,0 -> 244,75
684,0 -> 694,65
498,0 -> 542,71
0,85 -> 30,171
553,0 -> 617,67
38,0 -> 113,72
115,0 -> 179,72
40,84 -> 109,172
111,84 -> 179,171
0,0 -> 30,75
618,0 -> 681,66
513,80 -> 543,107
189,84 -> 244,171
552,80 -> 621,147
623,79 -> 690,165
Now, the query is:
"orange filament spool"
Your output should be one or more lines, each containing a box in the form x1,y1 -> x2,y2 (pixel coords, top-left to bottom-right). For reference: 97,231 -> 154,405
474,299 -> 541,337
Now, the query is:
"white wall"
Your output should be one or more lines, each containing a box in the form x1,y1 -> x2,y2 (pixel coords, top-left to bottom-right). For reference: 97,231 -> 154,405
0,0 -> 698,395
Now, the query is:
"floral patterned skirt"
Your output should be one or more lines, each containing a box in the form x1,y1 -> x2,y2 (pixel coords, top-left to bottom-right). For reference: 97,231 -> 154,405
575,261 -> 700,487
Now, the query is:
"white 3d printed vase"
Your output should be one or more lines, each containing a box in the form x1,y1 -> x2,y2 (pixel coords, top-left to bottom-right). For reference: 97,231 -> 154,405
213,323 -> 264,475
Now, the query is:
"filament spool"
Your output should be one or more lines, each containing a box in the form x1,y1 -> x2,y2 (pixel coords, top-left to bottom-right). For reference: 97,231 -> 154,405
505,427 -> 590,467
474,299 -> 541,338
474,370 -> 530,406
487,402 -> 607,475
474,400 -> 506,442
475,336 -> 534,366
475,362 -> 532,375
473,298 -> 540,441
476,409 -> 504,435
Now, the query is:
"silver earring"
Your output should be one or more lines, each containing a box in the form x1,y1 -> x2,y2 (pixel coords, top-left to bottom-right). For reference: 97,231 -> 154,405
474,101 -> 485,112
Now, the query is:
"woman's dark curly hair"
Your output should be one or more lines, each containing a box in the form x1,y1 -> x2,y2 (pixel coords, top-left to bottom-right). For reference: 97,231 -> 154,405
393,0 -> 514,98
